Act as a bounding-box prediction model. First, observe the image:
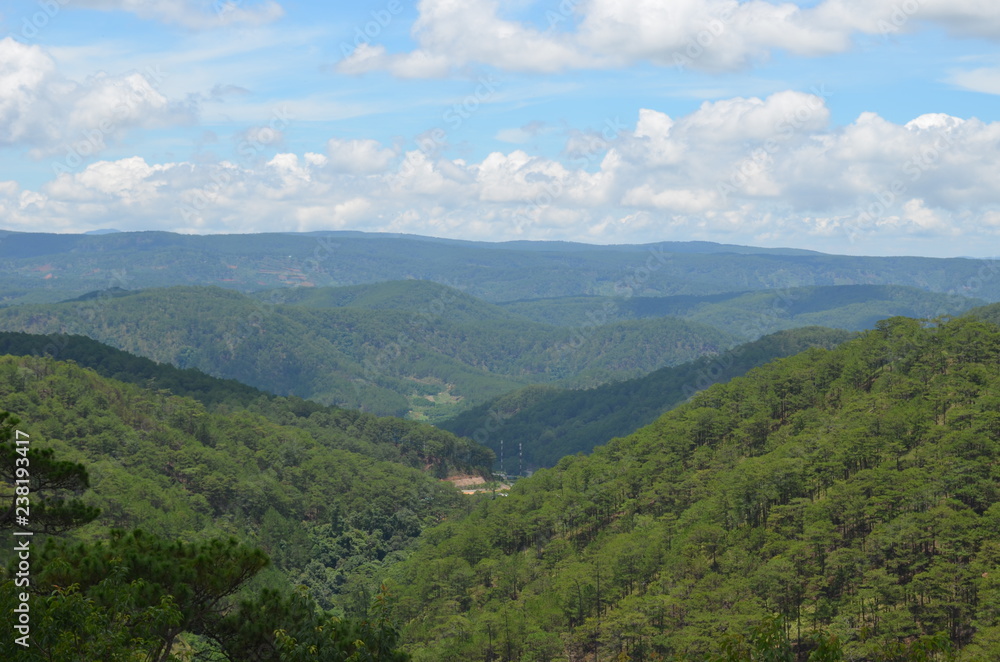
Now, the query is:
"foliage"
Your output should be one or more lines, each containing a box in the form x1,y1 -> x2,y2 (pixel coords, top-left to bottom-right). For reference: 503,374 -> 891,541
0,526 -> 410,661
0,409 -> 99,534
0,285 -> 734,417
387,316 -> 1000,660
441,327 -> 854,469
504,285 -> 983,340
0,331 -> 493,475
0,356 -> 472,612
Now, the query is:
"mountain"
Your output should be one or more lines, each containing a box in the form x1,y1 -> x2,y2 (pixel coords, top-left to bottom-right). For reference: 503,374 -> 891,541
439,327 -> 855,469
1,229 -> 999,306
0,330 -> 492,474
261,279 -> 529,327
387,315 -> 1000,660
0,284 -> 735,418
968,301 -> 1000,326
0,352 -> 482,613
502,284 -> 985,339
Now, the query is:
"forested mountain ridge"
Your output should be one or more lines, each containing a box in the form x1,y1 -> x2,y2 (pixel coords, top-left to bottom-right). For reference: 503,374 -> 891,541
260,279 -> 530,326
440,327 -> 855,469
2,229 -> 999,305
968,301 -> 1000,326
0,352 -> 489,615
0,330 -> 492,473
0,285 -> 734,418
504,285 -> 984,338
387,315 -> 1000,660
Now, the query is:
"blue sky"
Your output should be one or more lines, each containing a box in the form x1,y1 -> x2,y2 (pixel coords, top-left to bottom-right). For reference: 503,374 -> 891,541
1,0 -> 999,257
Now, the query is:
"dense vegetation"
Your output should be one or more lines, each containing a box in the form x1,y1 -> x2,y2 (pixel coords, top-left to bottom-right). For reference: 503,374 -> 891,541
2,230 -> 999,659
969,301 -> 1000,327
2,230 -> 999,305
0,331 -> 493,474
0,285 -> 733,418
0,413 -> 412,660
504,285 -> 983,339
0,353 -> 488,615
387,315 -> 1000,660
441,327 -> 854,469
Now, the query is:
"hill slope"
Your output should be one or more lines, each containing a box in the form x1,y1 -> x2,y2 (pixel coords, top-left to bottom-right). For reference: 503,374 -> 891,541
0,352 -> 486,613
503,284 -> 984,339
2,229 -> 999,305
0,285 -> 734,417
0,330 -> 492,474
440,327 -> 854,469
387,315 -> 1000,660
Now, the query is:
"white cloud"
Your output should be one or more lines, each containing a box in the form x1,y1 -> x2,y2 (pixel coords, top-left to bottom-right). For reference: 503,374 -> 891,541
337,0 -> 595,77
495,121 -> 550,144
326,138 -> 397,174
0,38 -> 193,158
813,0 -> 1000,40
337,0 -> 1000,78
72,0 -> 284,30
6,92 -> 1000,256
950,67 -> 1000,95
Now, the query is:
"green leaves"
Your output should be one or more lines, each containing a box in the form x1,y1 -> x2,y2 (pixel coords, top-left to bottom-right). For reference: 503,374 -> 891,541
388,316 -> 1000,660
0,410 -> 100,534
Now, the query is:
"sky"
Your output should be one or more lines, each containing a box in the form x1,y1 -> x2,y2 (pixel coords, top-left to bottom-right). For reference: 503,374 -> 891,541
0,0 -> 998,257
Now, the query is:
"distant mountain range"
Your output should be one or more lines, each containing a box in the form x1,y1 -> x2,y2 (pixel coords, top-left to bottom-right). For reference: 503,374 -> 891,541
0,277 -> 984,420
1,229 -> 998,306
0,284 -> 733,418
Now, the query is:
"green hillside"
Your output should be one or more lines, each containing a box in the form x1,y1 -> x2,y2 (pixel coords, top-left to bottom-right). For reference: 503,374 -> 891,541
0,285 -> 734,418
2,230 -> 999,305
968,301 -> 1000,326
387,315 -> 1000,660
264,280 -> 530,326
440,327 -> 854,469
0,352 -> 487,615
0,331 -> 492,474
503,285 -> 984,339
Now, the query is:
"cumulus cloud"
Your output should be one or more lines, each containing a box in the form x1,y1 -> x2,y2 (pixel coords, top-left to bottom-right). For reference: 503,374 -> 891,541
337,0 -> 596,77
337,0 -> 1000,78
6,91 -> 1000,255
326,138 -> 397,174
0,38 -> 193,159
72,0 -> 284,30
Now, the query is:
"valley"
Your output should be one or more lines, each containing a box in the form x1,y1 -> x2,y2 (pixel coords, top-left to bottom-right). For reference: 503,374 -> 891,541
1,232 -> 999,660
